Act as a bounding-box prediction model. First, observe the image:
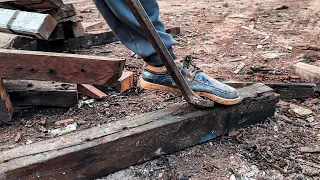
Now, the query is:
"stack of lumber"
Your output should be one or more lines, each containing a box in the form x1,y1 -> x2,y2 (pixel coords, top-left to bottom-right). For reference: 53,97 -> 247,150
0,1 -> 135,124
0,0 -> 85,50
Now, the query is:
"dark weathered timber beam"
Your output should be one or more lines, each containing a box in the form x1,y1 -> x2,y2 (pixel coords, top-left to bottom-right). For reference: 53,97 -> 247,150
0,49 -> 125,85
225,81 -> 316,100
38,27 -> 181,52
0,83 -> 279,180
4,80 -> 78,107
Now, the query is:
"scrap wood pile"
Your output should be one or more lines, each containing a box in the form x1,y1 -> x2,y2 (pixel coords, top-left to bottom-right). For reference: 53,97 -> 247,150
0,0 -> 138,125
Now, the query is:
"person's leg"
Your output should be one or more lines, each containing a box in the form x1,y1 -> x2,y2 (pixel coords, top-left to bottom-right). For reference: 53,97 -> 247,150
93,0 -> 242,105
93,0 -> 176,67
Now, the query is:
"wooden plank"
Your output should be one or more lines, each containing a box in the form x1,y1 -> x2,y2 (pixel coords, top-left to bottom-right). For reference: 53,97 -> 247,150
0,79 -> 13,124
0,49 -> 126,85
4,80 -> 78,107
113,71 -> 134,93
225,81 -> 316,99
0,84 -> 279,179
0,32 -> 37,50
0,8 -> 57,40
0,0 -> 63,10
82,22 -> 105,32
39,27 -> 181,52
77,84 -> 107,99
293,62 -> 320,92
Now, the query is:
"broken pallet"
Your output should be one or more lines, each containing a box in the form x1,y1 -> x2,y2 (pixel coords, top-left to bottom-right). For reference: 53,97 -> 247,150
0,49 -> 125,85
0,83 -> 279,179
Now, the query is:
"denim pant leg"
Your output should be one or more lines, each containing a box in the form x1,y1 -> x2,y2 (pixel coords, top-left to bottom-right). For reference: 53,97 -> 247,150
93,0 -> 177,66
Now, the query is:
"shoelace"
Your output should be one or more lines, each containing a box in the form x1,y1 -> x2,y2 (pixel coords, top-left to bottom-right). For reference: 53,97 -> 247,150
181,55 -> 203,73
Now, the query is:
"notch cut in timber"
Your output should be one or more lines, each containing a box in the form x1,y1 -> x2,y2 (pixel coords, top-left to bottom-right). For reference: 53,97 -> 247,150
0,79 -> 14,124
0,49 -> 125,85
0,83 -> 279,180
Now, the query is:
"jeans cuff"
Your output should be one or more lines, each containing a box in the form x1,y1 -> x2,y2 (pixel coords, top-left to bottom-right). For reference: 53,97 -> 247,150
143,47 -> 177,67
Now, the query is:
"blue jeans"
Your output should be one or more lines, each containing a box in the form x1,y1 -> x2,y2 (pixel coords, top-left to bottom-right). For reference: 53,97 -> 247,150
93,0 -> 177,67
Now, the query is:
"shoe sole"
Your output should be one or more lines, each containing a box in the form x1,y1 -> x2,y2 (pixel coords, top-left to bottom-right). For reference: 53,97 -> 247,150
140,78 -> 243,105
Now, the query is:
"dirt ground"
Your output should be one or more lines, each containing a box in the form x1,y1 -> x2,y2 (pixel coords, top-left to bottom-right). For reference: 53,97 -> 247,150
1,0 -> 320,179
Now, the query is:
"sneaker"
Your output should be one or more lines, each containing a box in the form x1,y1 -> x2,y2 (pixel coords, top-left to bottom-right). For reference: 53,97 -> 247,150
140,55 -> 243,105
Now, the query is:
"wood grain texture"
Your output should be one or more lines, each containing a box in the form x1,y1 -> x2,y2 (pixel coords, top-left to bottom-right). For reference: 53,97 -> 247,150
0,79 -> 13,124
0,49 -> 126,85
4,80 -> 78,107
0,84 -> 279,180
0,8 -> 57,40
225,81 -> 316,100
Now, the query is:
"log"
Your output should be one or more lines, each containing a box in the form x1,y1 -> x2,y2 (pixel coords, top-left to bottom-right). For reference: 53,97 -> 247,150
0,83 -> 279,179
38,27 -> 181,52
293,62 -> 320,92
0,79 -> 13,124
4,80 -> 78,107
0,0 -> 63,10
0,49 -> 126,85
0,32 -> 37,50
77,84 -> 107,99
225,81 -> 316,99
0,8 -> 57,40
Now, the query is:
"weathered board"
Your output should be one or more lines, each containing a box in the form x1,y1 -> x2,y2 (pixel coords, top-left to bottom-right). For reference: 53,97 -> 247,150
0,8 -> 57,40
4,80 -> 78,107
0,0 -> 63,10
0,79 -> 13,124
293,62 -> 320,92
0,84 -> 279,179
37,27 -> 181,52
225,81 -> 316,99
0,49 -> 126,85
0,32 -> 37,50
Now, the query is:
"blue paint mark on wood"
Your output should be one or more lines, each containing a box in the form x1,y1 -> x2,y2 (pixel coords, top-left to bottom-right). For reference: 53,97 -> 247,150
200,132 -> 217,143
